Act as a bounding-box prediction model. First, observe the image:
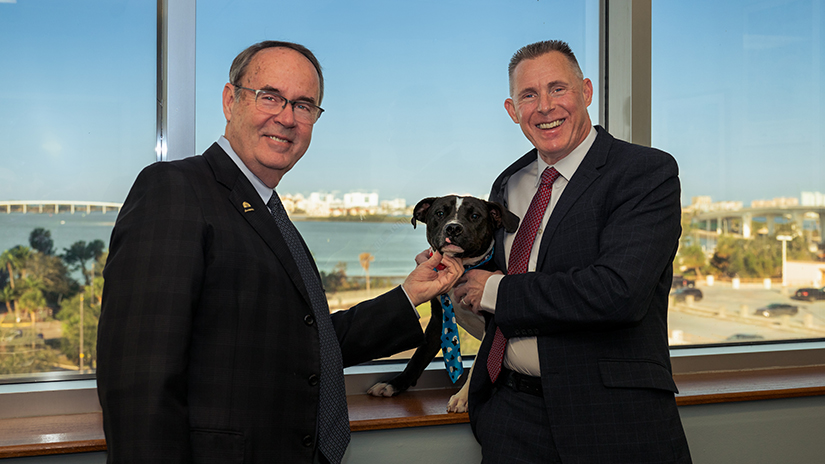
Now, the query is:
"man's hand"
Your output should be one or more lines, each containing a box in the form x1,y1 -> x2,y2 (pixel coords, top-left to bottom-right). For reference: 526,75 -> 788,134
403,251 -> 463,306
453,269 -> 502,315
414,248 -> 431,266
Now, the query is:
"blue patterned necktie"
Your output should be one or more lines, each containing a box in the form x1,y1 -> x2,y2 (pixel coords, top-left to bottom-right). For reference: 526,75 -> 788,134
267,192 -> 350,464
438,248 -> 495,384
439,294 -> 462,383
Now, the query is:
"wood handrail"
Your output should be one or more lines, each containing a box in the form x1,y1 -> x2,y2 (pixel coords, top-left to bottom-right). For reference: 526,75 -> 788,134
2,365 -> 824,458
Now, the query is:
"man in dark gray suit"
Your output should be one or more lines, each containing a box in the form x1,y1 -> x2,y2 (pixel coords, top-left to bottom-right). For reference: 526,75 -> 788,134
454,40 -> 692,463
97,41 -> 462,464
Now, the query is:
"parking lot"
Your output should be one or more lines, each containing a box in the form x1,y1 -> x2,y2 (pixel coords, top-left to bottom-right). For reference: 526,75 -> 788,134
667,282 -> 825,345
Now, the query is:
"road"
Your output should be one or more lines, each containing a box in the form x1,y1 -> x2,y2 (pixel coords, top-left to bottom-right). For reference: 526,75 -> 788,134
668,282 -> 825,344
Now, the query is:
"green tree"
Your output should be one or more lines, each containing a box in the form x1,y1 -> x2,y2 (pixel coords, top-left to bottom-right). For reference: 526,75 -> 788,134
26,252 -> 78,308
62,240 -> 105,285
29,228 -> 54,255
320,262 -> 352,292
56,276 -> 103,370
675,243 -> 707,277
0,246 -> 33,322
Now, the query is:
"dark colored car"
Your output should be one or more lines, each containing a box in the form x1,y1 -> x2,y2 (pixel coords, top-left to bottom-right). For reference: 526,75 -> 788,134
792,286 -> 825,302
671,287 -> 703,302
755,303 -> 798,318
672,275 -> 696,288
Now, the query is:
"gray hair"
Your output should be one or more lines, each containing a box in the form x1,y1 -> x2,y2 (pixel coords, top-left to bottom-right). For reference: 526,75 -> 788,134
229,40 -> 324,104
508,40 -> 583,96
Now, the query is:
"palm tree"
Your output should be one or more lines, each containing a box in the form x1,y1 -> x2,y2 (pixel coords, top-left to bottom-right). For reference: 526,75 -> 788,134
62,240 -> 105,285
0,246 -> 33,322
359,252 -> 375,293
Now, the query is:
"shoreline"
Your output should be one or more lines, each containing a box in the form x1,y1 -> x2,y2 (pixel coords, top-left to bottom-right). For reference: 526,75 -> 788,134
291,214 -> 411,223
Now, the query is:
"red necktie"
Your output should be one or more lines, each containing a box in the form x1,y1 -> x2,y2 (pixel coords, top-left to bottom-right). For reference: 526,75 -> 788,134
488,166 -> 560,382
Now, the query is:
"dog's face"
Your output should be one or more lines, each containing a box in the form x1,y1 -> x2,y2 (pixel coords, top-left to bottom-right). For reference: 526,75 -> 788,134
412,195 -> 519,259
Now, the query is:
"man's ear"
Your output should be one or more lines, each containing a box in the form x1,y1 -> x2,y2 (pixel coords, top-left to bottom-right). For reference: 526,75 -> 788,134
487,201 -> 520,233
504,98 -> 520,124
411,197 -> 437,229
222,84 -> 236,122
582,77 -> 594,108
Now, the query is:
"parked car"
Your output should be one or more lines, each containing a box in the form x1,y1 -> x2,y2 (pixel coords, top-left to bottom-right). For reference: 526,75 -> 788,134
672,275 -> 696,288
671,287 -> 703,302
754,303 -> 798,318
792,286 -> 825,302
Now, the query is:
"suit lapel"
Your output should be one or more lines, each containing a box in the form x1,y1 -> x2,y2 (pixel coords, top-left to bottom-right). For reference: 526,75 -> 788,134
202,143 -> 314,308
535,127 -> 612,267
491,149 -> 538,272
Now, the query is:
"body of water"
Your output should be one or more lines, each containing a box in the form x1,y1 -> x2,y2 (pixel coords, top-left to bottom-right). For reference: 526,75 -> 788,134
0,213 -> 429,278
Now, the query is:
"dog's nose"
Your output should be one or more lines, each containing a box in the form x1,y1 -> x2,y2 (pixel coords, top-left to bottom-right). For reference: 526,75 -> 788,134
445,223 -> 463,237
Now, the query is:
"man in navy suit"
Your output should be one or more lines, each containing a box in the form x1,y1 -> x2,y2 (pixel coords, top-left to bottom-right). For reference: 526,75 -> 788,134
454,40 -> 692,463
97,41 -> 462,463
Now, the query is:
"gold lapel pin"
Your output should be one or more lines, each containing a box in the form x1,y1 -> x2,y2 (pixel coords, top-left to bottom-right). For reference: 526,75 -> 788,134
242,201 -> 254,212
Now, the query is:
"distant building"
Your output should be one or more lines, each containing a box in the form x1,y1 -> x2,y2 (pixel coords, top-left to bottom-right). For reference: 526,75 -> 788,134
380,198 -> 407,214
344,192 -> 379,209
801,191 -> 825,207
751,197 -> 799,208
284,191 -> 407,217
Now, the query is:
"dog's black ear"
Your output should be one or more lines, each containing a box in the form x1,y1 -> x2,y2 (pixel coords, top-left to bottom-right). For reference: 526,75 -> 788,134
411,197 -> 437,229
486,201 -> 520,233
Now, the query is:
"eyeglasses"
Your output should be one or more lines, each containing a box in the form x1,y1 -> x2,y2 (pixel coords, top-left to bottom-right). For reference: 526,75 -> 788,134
234,85 -> 324,124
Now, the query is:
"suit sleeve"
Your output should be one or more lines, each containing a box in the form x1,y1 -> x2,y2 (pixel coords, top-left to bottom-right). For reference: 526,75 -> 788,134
97,163 -> 205,462
495,149 -> 682,334
331,286 -> 425,367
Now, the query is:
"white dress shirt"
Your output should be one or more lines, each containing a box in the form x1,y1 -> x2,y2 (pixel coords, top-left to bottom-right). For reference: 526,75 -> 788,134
480,126 -> 597,376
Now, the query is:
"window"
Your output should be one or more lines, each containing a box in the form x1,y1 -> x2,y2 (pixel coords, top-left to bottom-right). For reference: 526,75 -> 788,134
3,0 -> 820,391
196,0 -> 599,359
653,0 -> 825,346
0,0 -> 155,382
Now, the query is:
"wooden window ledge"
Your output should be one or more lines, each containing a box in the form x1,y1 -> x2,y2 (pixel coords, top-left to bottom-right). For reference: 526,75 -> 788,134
2,365 -> 824,458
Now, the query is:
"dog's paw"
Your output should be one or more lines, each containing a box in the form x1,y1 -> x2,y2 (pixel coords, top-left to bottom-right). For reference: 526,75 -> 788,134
446,392 -> 469,413
367,382 -> 399,397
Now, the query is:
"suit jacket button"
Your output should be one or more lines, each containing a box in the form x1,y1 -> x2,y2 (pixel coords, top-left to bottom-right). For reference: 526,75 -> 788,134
304,314 -> 315,326
308,374 -> 319,386
302,435 -> 313,447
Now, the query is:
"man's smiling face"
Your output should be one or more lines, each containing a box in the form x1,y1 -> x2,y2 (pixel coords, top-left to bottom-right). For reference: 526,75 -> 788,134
505,51 -> 593,165
222,47 -> 321,188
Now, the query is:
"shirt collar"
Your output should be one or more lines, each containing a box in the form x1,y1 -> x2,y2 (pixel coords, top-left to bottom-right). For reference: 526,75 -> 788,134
533,125 -> 597,187
218,136 -> 274,204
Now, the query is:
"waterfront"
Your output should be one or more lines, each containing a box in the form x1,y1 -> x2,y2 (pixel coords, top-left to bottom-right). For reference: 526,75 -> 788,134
0,213 -> 429,278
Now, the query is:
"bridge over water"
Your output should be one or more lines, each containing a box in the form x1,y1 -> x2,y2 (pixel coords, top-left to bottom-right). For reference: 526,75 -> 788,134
0,200 -> 123,214
692,205 -> 824,245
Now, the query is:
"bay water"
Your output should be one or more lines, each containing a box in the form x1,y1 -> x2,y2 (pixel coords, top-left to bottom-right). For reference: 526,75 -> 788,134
0,213 -> 430,278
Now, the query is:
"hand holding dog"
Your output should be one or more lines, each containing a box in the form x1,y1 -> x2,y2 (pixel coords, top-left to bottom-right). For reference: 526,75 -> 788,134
403,251 -> 463,306
454,269 -> 503,315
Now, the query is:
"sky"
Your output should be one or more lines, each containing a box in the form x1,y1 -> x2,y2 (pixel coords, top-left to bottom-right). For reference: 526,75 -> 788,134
0,0 -> 822,208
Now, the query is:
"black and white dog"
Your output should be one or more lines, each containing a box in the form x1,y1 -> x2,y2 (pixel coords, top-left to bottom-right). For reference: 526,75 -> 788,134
367,195 -> 518,412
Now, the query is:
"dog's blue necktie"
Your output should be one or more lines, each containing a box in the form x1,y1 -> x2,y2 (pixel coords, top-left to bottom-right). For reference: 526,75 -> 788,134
438,248 -> 494,383
439,294 -> 463,383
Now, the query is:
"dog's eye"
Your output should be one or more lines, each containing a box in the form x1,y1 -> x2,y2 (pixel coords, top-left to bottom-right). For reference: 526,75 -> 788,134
471,213 -> 480,220
435,210 -> 445,217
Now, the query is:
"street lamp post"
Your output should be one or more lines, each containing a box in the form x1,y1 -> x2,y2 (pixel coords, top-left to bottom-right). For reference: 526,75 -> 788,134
777,235 -> 792,288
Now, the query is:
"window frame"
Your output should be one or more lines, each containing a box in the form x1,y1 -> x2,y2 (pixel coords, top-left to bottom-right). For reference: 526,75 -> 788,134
2,0 -> 824,420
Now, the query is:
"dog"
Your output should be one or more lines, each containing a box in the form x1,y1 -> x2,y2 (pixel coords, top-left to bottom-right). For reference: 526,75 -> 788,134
367,195 -> 518,413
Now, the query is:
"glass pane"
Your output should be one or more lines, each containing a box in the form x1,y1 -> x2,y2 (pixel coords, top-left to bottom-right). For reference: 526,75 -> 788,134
653,0 -> 825,346
196,0 -> 599,360
0,0 -> 155,381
